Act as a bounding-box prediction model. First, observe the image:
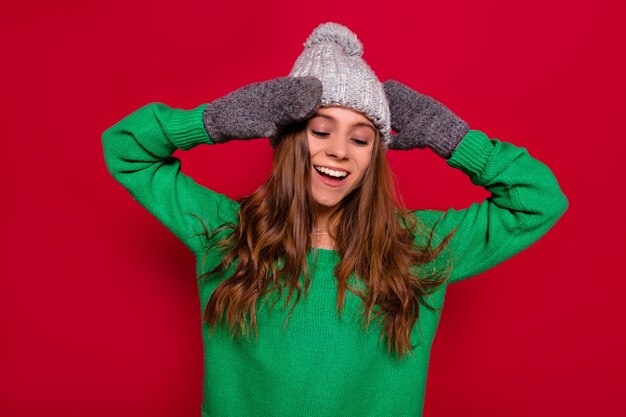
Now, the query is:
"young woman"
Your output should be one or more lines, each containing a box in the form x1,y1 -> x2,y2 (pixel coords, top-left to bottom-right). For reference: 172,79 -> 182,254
102,22 -> 568,417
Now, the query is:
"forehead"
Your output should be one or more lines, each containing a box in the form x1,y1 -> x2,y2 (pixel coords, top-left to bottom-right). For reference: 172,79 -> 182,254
311,105 -> 375,128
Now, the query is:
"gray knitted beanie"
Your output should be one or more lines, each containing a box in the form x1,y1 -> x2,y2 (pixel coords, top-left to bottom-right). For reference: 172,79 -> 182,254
289,22 -> 392,147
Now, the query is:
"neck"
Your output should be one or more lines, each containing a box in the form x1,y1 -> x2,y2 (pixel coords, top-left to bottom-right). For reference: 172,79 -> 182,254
311,203 -> 339,249
312,203 -> 339,232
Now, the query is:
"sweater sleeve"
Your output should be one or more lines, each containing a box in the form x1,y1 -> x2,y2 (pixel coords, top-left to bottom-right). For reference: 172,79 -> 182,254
413,130 -> 569,284
102,102 -> 240,256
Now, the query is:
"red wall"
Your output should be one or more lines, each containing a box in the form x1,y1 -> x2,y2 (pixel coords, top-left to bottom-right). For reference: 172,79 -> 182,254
2,0 -> 624,416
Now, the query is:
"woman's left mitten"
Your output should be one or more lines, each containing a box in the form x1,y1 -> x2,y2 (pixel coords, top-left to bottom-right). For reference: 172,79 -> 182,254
383,79 -> 469,159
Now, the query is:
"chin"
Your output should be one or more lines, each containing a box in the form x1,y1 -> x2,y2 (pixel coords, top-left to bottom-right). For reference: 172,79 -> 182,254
313,199 -> 342,209
312,193 -> 344,210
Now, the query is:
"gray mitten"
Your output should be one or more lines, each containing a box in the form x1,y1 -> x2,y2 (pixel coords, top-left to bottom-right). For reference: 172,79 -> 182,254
383,80 -> 469,159
203,76 -> 323,143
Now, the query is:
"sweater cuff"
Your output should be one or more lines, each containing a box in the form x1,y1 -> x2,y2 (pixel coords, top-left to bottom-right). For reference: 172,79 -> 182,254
166,104 -> 215,150
446,130 -> 494,178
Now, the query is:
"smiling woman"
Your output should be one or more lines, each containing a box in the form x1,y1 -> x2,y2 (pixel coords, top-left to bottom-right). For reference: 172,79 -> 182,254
307,106 -> 376,218
102,21 -> 568,417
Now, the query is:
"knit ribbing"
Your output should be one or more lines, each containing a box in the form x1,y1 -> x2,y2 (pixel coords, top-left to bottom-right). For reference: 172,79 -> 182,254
446,129 -> 493,176
166,103 -> 213,150
308,247 -> 341,266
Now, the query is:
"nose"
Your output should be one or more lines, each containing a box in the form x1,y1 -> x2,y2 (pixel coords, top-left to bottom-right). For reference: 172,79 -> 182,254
324,136 -> 349,160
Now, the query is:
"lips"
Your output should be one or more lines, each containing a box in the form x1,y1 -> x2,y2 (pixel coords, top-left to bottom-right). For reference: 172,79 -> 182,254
313,165 -> 350,187
314,165 -> 349,178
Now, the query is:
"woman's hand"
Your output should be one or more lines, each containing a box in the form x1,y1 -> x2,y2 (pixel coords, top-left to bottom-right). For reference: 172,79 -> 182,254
202,76 -> 323,143
383,80 -> 469,159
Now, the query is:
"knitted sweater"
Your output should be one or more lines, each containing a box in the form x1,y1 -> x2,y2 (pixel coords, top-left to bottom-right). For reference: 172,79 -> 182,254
102,103 -> 568,417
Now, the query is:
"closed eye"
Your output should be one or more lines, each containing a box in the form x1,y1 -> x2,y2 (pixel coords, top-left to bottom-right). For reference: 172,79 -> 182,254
352,138 -> 370,146
311,130 -> 329,138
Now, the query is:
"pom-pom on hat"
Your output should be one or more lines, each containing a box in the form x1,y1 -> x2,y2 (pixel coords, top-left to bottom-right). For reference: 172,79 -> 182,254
289,22 -> 392,147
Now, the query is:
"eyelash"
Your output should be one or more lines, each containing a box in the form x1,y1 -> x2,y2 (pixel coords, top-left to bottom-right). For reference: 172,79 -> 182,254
312,130 -> 329,137
311,130 -> 370,146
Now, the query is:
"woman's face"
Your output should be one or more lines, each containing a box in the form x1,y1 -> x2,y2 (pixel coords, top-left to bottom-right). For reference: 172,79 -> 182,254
306,106 -> 377,209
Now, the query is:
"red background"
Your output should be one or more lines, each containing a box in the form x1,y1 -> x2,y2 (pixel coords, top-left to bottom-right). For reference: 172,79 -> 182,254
2,0 -> 624,416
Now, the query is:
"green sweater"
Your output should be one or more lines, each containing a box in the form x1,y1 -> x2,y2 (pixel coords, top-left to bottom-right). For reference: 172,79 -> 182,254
102,103 -> 568,417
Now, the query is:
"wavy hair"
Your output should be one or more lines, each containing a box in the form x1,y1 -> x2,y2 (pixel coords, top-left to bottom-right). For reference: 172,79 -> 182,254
196,123 -> 456,359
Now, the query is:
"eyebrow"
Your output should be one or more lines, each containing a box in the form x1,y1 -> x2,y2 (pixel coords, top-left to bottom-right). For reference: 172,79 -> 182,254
311,113 -> 376,132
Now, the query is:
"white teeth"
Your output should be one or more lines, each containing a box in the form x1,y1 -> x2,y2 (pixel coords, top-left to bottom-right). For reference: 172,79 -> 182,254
315,166 -> 348,178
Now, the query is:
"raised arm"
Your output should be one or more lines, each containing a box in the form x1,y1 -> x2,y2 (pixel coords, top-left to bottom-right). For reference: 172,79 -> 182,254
102,103 -> 238,256
383,80 -> 569,284
415,129 -> 568,284
102,76 -> 323,256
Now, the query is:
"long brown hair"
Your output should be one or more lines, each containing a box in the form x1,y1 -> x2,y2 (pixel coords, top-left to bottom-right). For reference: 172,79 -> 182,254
196,123 -> 456,359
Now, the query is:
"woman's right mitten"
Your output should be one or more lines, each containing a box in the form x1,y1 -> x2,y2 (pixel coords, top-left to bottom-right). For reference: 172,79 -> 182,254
202,76 -> 323,143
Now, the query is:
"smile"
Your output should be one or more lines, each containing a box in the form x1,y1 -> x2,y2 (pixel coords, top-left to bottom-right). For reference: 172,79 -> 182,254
314,165 -> 349,178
